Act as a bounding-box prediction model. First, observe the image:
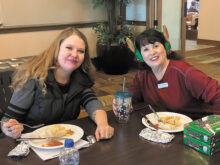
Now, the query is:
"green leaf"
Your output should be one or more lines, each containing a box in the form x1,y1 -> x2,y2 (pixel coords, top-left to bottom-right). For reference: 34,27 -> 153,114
92,1 -> 134,45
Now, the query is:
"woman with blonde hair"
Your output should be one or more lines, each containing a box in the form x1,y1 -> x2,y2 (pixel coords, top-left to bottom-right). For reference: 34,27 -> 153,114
1,27 -> 114,140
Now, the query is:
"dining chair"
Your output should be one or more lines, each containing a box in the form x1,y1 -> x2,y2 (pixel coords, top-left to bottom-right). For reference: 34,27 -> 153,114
0,70 -> 14,120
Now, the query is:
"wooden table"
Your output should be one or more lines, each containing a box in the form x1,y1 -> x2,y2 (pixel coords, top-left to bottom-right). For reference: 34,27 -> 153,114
0,109 -> 219,165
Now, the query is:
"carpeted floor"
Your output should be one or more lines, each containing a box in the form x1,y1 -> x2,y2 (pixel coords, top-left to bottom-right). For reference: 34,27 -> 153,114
79,45 -> 220,118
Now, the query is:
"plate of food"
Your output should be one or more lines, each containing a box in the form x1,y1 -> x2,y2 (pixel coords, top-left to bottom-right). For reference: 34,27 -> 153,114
28,124 -> 84,149
142,112 -> 192,133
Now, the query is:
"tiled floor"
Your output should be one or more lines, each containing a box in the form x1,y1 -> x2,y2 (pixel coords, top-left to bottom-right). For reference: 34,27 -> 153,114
79,43 -> 220,118
185,40 -> 215,51
185,46 -> 220,82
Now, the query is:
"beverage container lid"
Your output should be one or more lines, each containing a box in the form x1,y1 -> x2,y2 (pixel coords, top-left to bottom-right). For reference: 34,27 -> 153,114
64,139 -> 74,148
114,90 -> 132,98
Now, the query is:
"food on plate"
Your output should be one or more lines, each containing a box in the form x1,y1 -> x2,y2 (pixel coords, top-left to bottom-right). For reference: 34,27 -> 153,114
158,116 -> 181,130
161,116 -> 181,126
40,125 -> 74,138
42,140 -> 63,147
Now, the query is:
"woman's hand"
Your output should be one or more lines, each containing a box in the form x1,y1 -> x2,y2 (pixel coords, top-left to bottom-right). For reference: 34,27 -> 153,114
1,119 -> 24,139
92,110 -> 114,141
95,124 -> 114,141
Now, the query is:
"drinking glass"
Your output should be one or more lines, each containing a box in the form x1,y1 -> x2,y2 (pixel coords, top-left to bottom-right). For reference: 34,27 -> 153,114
114,90 -> 132,123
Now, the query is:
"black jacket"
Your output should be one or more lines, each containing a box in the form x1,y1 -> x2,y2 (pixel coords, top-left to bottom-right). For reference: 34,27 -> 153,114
5,69 -> 102,125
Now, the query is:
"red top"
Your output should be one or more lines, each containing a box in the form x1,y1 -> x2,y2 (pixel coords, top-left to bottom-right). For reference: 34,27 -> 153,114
129,60 -> 220,118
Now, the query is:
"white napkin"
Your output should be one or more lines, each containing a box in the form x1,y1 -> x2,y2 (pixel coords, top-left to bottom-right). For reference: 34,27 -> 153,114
31,139 -> 89,161
21,133 -> 89,161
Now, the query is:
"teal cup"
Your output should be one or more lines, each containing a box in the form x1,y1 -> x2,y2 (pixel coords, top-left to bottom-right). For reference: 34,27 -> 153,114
114,90 -> 132,123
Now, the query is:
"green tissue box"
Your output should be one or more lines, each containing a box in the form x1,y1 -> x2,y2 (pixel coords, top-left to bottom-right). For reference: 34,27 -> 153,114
183,135 -> 220,155
184,115 -> 220,145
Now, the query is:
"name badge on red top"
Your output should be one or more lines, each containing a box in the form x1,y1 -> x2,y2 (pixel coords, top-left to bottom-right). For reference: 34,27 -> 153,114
157,82 -> 168,89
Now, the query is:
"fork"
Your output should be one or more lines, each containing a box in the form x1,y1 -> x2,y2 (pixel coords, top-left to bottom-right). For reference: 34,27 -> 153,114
147,104 -> 169,129
148,104 -> 162,123
22,123 -> 45,129
0,121 -> 44,129
140,112 -> 158,130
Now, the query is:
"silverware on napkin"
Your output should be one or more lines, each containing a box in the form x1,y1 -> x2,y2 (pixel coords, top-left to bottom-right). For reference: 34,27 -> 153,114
86,135 -> 96,145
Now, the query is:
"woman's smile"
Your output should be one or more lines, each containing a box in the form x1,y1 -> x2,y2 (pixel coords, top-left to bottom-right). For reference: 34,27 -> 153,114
141,42 -> 168,69
150,56 -> 159,61
66,58 -> 79,65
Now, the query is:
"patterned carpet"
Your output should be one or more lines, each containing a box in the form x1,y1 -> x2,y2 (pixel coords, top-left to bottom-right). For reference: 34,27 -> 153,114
78,45 -> 220,118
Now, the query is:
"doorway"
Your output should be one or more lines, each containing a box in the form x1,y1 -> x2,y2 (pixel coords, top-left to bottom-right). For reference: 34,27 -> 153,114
186,0 -> 200,51
155,0 -> 186,56
186,0 -> 199,40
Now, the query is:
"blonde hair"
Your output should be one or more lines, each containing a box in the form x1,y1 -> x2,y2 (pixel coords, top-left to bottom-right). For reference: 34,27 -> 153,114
11,27 -> 93,92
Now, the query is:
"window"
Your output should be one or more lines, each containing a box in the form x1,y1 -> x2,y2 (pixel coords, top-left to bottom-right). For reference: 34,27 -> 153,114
126,0 -> 146,21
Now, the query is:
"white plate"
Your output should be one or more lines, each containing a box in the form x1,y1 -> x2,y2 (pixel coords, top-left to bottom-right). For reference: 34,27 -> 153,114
142,112 -> 192,133
28,124 -> 84,149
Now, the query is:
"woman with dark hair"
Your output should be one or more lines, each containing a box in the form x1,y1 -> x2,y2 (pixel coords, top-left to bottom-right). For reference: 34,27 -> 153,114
1,27 -> 114,140
113,28 -> 220,119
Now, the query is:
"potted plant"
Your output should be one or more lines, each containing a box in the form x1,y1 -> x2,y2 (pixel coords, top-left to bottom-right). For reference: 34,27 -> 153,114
91,0 -> 134,75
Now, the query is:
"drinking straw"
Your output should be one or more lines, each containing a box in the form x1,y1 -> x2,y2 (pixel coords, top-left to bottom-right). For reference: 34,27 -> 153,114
123,77 -> 126,92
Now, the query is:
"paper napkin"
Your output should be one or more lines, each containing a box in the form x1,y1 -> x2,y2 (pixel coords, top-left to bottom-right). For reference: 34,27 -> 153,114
21,133 -> 89,161
31,139 -> 89,161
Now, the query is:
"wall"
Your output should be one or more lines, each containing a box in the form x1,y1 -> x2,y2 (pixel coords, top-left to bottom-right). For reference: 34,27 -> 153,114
161,0 -> 182,50
0,28 -> 98,60
198,0 -> 220,41
0,0 -> 106,27
0,0 -> 219,60
0,0 -> 105,60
